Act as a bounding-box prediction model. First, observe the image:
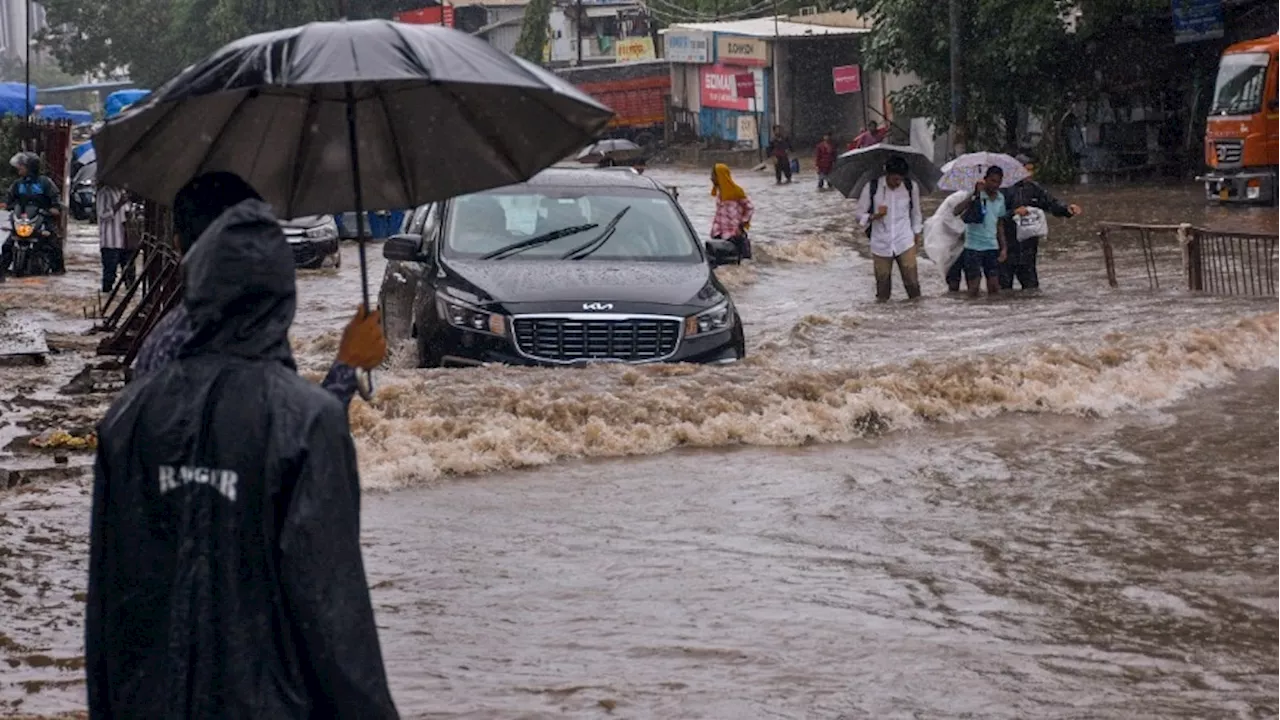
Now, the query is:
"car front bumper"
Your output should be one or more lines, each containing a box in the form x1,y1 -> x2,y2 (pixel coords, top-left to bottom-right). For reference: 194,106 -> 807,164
1197,170 -> 1278,204
288,237 -> 340,268
434,324 -> 742,368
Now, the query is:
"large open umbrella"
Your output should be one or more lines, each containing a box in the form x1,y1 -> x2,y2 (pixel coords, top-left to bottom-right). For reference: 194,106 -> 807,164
828,144 -> 940,199
937,152 -> 1030,191
94,19 -> 613,309
94,19 -> 612,395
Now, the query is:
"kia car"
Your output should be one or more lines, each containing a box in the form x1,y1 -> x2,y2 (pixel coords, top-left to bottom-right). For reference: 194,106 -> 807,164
380,167 -> 745,367
279,215 -> 340,269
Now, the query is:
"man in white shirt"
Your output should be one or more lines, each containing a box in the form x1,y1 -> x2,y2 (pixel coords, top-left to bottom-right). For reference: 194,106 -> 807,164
857,155 -> 923,301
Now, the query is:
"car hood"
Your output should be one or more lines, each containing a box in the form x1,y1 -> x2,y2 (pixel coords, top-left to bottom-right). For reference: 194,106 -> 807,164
445,259 -> 711,305
278,215 -> 332,229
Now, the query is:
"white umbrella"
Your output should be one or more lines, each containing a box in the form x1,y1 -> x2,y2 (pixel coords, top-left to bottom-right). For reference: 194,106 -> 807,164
922,190 -> 970,272
937,152 -> 1030,191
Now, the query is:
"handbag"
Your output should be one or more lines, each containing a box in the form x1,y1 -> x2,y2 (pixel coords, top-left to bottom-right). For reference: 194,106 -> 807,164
1015,207 -> 1048,240
960,193 -> 985,225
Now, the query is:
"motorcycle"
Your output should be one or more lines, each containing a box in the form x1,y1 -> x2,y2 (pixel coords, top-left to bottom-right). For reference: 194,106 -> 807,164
70,162 -> 97,223
71,178 -> 97,222
8,204 -> 61,277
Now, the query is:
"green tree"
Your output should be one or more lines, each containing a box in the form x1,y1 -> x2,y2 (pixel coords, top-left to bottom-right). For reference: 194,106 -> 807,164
40,0 -> 426,88
513,0 -> 553,62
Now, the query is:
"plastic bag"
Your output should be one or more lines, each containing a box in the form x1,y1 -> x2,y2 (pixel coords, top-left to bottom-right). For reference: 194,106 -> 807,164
923,191 -> 969,273
1015,207 -> 1048,240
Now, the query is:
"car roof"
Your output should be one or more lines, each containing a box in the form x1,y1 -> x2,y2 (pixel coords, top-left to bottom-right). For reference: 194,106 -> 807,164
514,166 -> 666,192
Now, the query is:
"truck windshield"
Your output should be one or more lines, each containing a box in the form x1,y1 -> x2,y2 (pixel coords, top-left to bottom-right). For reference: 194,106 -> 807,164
444,186 -> 700,263
1210,52 -> 1271,116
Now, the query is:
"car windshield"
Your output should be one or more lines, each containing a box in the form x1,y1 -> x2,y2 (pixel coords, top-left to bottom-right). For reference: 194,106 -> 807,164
1210,52 -> 1271,116
444,186 -> 700,262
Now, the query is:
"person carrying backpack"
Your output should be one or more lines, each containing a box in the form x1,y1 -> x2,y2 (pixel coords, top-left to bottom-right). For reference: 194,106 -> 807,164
856,155 -> 922,301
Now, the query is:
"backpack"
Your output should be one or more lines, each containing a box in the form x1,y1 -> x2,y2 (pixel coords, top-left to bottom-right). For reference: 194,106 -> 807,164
864,176 -> 914,238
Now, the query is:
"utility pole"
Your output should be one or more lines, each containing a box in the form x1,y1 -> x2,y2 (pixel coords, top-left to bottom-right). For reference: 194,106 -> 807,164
24,0 -> 31,130
337,0 -> 349,19
948,0 -> 965,156
576,0 -> 583,65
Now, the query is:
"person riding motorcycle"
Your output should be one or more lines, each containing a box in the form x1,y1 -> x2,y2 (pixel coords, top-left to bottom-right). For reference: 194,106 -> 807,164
0,152 -> 64,280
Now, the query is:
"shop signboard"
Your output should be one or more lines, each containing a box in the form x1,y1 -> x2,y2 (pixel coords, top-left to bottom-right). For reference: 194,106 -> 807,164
395,5 -> 455,26
715,35 -> 770,66
664,30 -> 710,63
832,65 -> 861,95
1172,0 -> 1224,44
699,64 -> 765,111
616,37 -> 656,62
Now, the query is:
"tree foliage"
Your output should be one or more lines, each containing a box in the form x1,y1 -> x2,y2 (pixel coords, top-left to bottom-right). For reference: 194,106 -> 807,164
40,0 -> 427,87
513,0 -> 554,63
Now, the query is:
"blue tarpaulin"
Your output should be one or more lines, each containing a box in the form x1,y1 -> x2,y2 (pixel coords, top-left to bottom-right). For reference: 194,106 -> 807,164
0,82 -> 36,117
36,104 -> 95,125
73,142 -> 94,161
105,89 -> 150,118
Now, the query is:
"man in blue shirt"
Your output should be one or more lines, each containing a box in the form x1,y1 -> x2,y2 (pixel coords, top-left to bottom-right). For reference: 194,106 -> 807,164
952,166 -> 1009,297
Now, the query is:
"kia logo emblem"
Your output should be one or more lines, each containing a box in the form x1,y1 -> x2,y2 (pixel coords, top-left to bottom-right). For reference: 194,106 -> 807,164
582,302 -> 613,311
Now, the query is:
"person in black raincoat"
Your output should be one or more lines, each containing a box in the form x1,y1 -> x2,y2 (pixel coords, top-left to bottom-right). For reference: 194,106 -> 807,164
87,195 -> 399,719
997,154 -> 1082,290
0,152 -> 65,279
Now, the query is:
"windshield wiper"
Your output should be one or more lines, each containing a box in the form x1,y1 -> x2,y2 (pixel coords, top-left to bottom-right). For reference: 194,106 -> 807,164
480,223 -> 598,260
562,206 -> 631,260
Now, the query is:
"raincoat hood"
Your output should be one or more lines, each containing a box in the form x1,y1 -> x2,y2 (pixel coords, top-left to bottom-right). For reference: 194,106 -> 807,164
181,198 -> 296,367
711,163 -> 747,202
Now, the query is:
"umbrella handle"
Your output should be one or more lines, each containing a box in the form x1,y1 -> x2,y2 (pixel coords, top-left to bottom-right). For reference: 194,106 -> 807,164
356,367 -> 374,401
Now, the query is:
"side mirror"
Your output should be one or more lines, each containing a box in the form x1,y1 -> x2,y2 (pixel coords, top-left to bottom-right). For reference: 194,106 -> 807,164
704,239 -> 739,268
383,233 -> 426,262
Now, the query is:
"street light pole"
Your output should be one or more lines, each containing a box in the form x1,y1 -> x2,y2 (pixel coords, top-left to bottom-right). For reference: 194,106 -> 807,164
576,0 -> 583,65
24,0 -> 31,130
948,0 -> 965,155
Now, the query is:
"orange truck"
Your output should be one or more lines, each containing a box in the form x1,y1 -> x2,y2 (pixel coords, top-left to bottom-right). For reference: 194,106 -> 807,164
1199,33 -> 1279,205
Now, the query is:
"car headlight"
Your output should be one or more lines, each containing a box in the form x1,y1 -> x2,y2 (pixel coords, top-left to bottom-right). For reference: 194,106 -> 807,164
436,292 -> 506,336
685,301 -> 732,337
305,223 -> 338,240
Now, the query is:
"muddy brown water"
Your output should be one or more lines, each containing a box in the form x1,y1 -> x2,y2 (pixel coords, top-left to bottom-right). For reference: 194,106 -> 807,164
0,172 -> 1276,718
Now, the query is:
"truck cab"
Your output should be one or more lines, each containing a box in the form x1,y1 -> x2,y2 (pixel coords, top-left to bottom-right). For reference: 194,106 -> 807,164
1199,34 -> 1279,205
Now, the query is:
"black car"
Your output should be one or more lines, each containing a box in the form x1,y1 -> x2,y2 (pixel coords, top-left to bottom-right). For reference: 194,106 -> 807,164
380,167 -> 745,367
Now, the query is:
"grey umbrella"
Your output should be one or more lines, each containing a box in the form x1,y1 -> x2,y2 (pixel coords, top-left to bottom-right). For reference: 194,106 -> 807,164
94,19 -> 613,399
576,138 -> 642,162
94,19 -> 613,309
828,144 -> 941,199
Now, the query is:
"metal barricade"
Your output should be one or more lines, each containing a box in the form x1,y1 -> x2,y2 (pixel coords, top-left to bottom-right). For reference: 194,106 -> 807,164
1098,222 -> 1278,298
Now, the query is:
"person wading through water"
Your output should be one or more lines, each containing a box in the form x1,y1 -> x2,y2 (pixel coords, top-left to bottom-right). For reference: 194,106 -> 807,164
132,172 -> 385,403
999,153 -> 1083,291
953,166 -> 1010,297
88,174 -> 399,719
857,155 -> 923,302
710,163 -> 755,261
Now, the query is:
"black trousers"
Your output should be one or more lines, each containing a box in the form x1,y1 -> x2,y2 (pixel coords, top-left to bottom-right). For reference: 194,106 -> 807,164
101,247 -> 135,292
774,156 -> 792,183
999,236 -> 1040,290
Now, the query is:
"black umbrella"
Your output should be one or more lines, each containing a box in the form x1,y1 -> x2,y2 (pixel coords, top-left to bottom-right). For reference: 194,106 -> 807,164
94,19 -> 614,313
828,144 -> 940,199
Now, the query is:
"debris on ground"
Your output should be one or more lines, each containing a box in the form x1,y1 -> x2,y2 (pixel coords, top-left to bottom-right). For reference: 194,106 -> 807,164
29,429 -> 97,451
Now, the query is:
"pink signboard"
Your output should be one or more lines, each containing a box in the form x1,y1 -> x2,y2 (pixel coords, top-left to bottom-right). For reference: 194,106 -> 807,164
700,64 -> 761,111
832,65 -> 862,95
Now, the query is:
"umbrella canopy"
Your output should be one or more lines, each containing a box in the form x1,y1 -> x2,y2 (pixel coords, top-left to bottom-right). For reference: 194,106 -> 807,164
94,20 -> 613,221
105,89 -> 150,118
828,144 -> 940,199
937,152 -> 1030,191
576,138 -> 641,162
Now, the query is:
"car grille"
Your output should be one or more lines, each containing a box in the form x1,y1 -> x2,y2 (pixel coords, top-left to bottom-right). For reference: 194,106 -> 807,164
513,317 -> 681,363
1214,139 -> 1243,165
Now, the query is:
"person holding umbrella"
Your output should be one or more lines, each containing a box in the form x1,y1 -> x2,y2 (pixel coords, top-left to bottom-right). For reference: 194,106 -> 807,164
856,155 -> 923,302
132,172 -> 387,405
952,166 -> 1010,297
87,173 -> 399,718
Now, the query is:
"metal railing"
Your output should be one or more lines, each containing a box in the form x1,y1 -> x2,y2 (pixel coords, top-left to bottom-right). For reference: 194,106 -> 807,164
1098,222 -> 1277,297
95,201 -> 183,367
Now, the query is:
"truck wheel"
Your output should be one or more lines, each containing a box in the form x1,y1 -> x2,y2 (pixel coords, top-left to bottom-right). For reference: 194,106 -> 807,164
635,132 -> 656,148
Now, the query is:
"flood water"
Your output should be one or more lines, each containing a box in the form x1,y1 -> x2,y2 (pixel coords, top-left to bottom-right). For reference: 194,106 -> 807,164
0,169 -> 1276,718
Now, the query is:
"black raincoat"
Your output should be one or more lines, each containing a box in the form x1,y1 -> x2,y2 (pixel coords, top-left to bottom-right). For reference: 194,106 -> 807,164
87,200 -> 398,719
